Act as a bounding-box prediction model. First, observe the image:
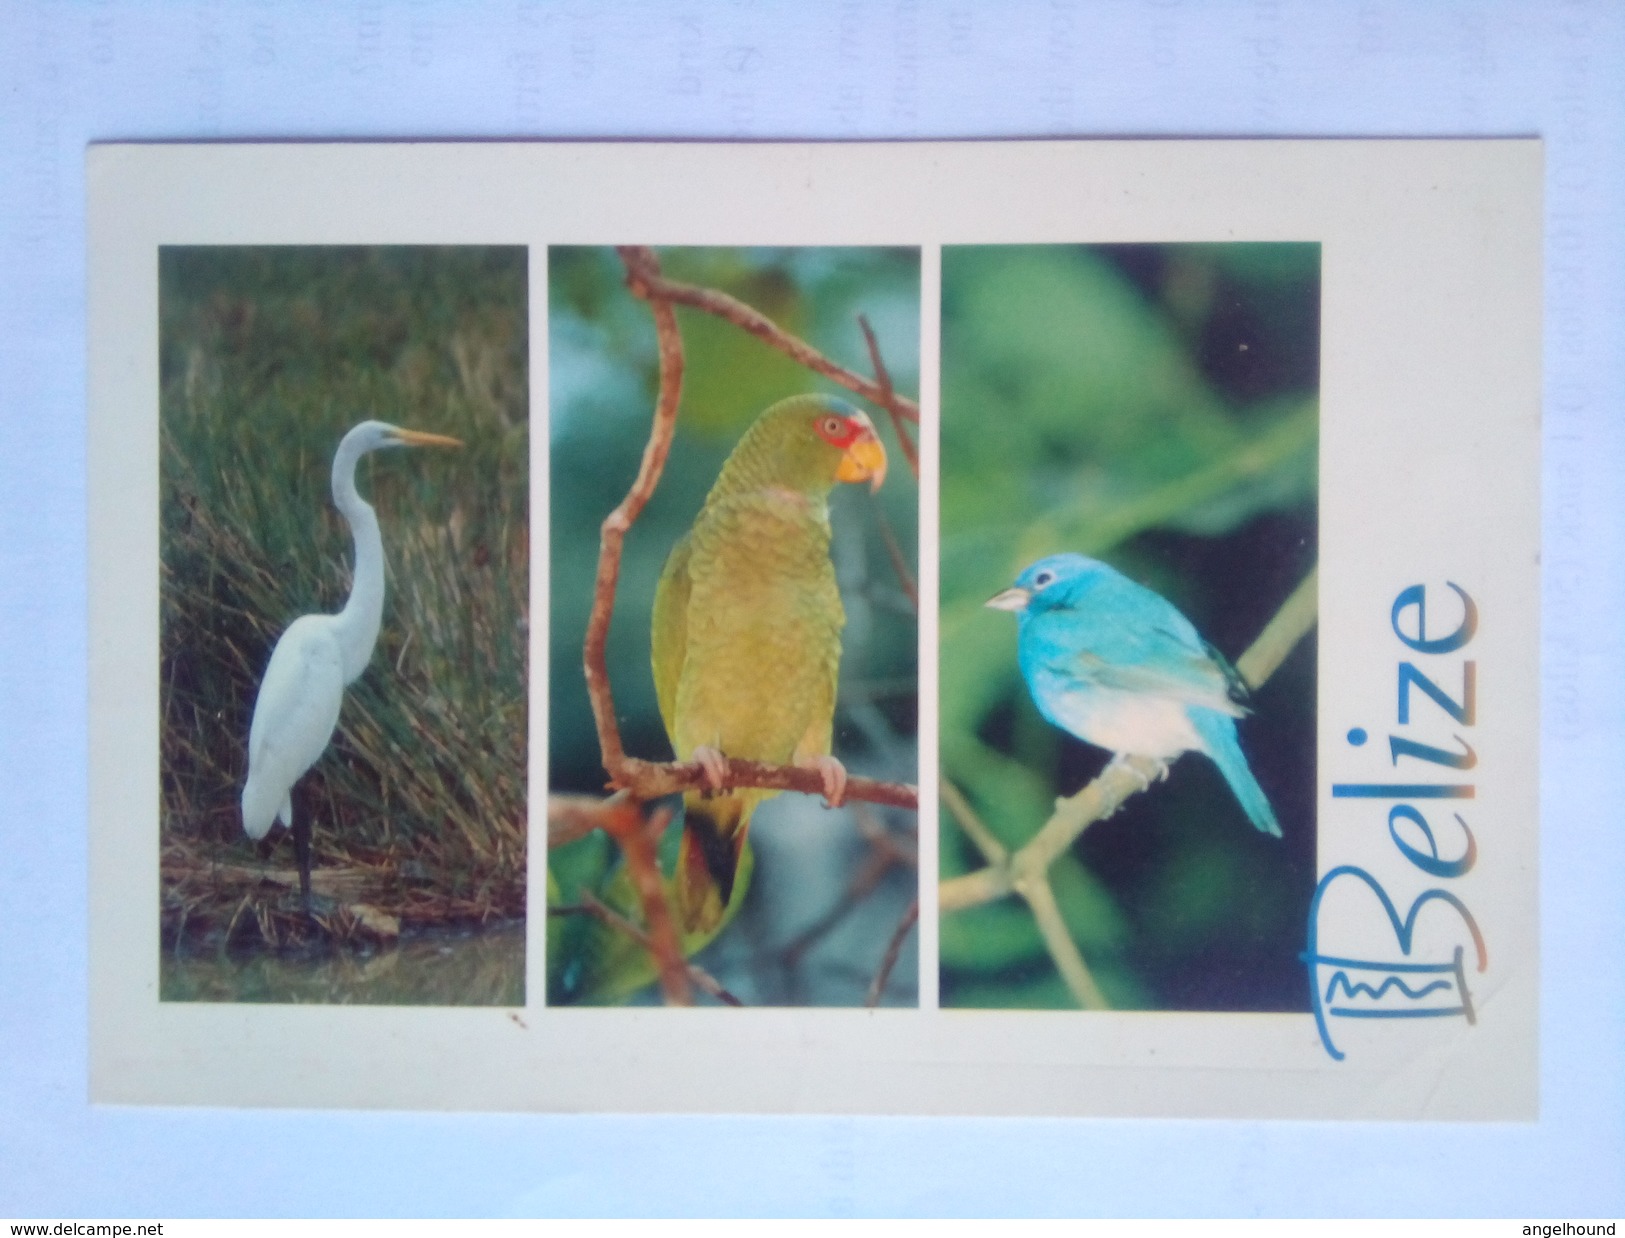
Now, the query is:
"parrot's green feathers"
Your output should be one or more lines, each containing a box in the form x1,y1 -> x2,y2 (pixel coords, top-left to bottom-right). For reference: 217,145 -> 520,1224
649,393 -> 886,934
547,824 -> 755,1005
704,393 -> 882,500
552,394 -> 887,1002
651,530 -> 692,736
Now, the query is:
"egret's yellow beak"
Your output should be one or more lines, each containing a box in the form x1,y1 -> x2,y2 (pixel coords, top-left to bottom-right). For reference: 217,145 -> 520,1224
393,428 -> 464,449
985,586 -> 1031,612
836,428 -> 888,493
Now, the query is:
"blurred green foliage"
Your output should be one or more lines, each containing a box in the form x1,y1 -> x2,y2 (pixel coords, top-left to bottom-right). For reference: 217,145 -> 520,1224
939,243 -> 1319,1012
548,247 -> 920,1006
159,247 -> 529,980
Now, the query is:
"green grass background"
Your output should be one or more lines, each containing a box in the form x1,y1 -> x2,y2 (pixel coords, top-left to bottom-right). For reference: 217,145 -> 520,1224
159,246 -> 529,961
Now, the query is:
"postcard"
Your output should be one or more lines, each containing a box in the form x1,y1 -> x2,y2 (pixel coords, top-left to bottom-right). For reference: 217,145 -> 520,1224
89,139 -> 1539,1117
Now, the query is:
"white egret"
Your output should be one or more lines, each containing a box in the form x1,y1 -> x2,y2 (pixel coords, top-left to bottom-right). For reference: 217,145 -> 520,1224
240,419 -> 462,911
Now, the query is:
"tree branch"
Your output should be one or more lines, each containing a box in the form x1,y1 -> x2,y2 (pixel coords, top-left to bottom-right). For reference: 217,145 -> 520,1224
856,311 -> 919,606
626,263 -> 920,426
598,798 -> 691,1005
864,897 -> 919,1009
582,247 -> 685,775
548,791 -> 630,849
859,312 -> 918,477
1018,874 -> 1106,1009
615,754 -> 919,811
1237,565 -> 1319,688
567,893 -> 743,1007
779,806 -> 914,968
939,775 -> 1006,866
869,491 -> 920,612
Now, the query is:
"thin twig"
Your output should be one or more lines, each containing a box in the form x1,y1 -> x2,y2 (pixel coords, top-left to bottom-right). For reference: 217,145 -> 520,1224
599,798 -> 691,1005
864,897 -> 920,1009
548,792 -> 630,849
778,847 -> 895,969
1236,565 -> 1319,689
571,893 -> 743,1007
939,776 -> 1006,866
618,754 -> 919,811
937,863 -> 1014,914
582,248 -> 685,775
1008,754 -> 1164,890
869,491 -> 920,612
1018,876 -> 1106,1009
779,810 -> 914,968
631,266 -> 920,425
852,801 -> 917,866
859,313 -> 919,477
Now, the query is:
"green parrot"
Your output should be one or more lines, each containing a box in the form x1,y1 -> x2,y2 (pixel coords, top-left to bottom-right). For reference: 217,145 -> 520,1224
652,393 -> 889,934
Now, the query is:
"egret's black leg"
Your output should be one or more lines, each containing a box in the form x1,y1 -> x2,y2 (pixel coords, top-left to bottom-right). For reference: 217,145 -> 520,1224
292,808 -> 313,918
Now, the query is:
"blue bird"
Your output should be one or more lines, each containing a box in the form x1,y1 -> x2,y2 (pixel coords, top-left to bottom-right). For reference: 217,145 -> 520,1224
986,552 -> 1281,837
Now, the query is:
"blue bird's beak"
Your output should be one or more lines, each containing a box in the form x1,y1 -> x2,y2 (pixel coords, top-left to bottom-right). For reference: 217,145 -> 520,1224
985,586 -> 1030,612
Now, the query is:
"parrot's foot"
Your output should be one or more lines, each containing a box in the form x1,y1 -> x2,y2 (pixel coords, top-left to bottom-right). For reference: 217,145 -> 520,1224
691,745 -> 729,793
796,754 -> 848,808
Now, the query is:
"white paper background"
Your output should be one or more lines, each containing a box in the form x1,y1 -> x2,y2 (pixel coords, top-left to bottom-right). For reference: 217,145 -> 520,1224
5,0 -> 1622,1217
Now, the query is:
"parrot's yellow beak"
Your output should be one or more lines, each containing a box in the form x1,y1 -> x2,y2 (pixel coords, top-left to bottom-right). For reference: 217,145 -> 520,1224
836,429 -> 888,493
392,427 -> 465,449
985,586 -> 1031,612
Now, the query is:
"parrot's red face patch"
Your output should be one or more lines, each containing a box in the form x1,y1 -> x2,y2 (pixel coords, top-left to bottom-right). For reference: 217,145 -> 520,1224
820,409 -> 887,491
812,410 -> 869,449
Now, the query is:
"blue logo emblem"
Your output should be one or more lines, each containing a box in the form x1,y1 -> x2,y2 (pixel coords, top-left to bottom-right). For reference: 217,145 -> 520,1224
1302,865 -> 1487,1060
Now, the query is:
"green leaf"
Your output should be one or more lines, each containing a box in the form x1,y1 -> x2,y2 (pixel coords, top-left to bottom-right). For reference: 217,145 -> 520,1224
939,898 -> 1047,970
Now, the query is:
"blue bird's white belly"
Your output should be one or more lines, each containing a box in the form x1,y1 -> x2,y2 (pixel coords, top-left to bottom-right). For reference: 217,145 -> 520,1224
1034,672 -> 1204,761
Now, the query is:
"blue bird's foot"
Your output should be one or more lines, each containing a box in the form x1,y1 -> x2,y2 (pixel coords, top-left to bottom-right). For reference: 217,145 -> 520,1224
1105,752 -> 1169,792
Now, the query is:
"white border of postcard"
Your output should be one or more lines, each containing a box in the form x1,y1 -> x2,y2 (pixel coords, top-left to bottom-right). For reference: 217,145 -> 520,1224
89,140 -> 1540,1117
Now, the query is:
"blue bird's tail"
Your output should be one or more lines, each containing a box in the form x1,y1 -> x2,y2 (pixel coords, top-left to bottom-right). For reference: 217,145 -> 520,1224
1190,709 -> 1282,837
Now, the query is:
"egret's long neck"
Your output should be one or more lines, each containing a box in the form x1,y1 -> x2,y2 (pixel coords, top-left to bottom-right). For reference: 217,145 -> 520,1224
331,435 -> 386,685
